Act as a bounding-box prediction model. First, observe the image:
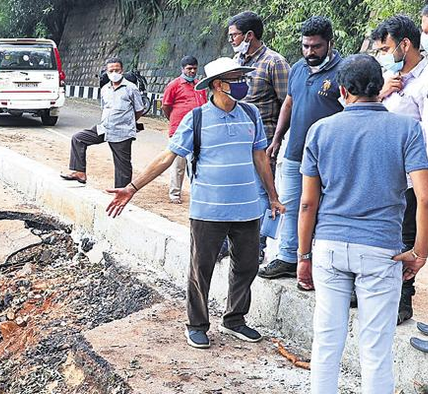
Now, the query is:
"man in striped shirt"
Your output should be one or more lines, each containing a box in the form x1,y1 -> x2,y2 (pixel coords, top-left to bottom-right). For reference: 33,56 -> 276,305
106,57 -> 284,349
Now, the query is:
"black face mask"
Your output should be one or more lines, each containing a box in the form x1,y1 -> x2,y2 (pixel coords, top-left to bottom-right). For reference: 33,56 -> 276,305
305,42 -> 330,67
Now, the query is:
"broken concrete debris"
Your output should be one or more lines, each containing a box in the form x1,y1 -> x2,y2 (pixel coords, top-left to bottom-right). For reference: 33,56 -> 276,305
0,211 -> 158,393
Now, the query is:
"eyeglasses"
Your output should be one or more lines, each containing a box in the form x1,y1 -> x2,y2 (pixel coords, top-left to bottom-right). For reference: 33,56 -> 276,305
220,76 -> 248,83
228,32 -> 244,40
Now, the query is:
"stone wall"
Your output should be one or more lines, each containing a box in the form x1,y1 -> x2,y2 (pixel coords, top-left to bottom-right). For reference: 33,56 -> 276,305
60,0 -> 124,89
59,1 -> 231,95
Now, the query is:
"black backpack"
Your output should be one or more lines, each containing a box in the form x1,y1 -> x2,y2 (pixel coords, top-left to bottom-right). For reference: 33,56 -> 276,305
190,102 -> 258,180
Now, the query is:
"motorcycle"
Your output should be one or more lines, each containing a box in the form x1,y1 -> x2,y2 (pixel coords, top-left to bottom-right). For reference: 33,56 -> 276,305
98,69 -> 151,116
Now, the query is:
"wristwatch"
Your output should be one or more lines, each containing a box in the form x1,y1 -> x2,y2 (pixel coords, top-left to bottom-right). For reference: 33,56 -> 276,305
297,251 -> 312,260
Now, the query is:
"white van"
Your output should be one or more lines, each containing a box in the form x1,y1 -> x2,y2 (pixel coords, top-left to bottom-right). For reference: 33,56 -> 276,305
0,38 -> 66,126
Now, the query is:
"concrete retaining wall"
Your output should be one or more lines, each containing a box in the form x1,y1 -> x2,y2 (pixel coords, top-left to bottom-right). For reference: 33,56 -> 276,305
0,145 -> 426,392
59,0 -> 231,94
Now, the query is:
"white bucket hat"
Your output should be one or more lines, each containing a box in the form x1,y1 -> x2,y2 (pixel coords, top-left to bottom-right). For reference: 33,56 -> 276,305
195,57 -> 255,91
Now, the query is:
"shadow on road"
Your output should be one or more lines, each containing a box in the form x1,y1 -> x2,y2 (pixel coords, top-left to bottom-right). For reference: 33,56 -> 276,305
0,113 -> 44,128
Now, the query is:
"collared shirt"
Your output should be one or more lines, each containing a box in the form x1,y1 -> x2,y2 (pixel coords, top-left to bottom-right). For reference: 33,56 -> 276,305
383,56 -> 428,135
237,44 -> 290,139
285,51 -> 343,162
168,99 -> 267,222
383,56 -> 428,188
162,76 -> 207,137
98,78 -> 144,143
301,102 -> 428,250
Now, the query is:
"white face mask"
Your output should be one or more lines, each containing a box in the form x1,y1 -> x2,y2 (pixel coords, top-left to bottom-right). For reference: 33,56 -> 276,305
232,33 -> 251,54
421,32 -> 428,53
107,71 -> 123,83
376,40 -> 405,73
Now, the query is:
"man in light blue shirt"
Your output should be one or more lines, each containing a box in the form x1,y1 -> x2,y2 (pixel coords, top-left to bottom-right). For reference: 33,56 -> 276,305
106,57 -> 284,349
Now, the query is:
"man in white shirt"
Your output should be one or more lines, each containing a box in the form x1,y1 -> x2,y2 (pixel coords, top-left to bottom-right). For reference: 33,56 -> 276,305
372,15 -> 428,324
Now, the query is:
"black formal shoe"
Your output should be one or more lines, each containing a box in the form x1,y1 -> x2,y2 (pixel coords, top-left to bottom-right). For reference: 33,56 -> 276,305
258,259 -> 297,279
410,337 -> 428,353
397,286 -> 415,325
417,321 -> 428,335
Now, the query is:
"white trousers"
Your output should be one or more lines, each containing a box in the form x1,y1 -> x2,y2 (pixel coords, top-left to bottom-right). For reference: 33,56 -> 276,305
311,240 -> 402,394
169,156 -> 187,201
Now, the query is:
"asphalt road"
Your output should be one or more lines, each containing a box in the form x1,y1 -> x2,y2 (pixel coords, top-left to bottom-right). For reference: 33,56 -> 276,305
0,98 -> 171,184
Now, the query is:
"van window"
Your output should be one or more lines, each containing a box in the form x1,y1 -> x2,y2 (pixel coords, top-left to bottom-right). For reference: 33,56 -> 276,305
0,44 -> 56,71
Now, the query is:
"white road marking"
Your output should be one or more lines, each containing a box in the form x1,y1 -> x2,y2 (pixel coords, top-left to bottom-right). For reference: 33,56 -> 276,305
43,127 -> 71,140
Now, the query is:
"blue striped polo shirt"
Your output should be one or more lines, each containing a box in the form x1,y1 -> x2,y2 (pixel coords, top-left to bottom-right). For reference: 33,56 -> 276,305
168,99 -> 268,222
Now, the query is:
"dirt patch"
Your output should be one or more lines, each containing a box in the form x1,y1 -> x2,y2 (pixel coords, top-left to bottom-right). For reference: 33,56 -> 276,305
86,301 -> 313,394
0,211 -> 158,393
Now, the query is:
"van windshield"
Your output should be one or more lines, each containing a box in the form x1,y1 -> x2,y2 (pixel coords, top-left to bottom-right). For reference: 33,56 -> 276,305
0,44 -> 56,71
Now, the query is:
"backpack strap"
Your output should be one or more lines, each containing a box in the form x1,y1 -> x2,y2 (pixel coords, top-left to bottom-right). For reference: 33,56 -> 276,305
238,102 -> 257,128
191,106 -> 202,180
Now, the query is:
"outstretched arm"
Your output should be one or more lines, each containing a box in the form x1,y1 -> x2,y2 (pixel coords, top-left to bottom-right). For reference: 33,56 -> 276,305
106,149 -> 177,217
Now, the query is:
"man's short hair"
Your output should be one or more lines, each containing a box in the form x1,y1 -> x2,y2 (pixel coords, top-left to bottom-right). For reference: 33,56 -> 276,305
301,16 -> 333,41
336,54 -> 384,97
105,57 -> 123,68
228,11 -> 264,40
181,56 -> 198,68
422,4 -> 428,17
371,15 -> 421,50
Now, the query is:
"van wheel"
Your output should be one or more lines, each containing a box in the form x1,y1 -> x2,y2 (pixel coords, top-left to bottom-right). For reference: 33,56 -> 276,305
41,111 -> 58,126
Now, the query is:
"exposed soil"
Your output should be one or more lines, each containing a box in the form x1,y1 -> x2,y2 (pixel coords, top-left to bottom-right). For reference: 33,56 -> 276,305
0,185 -> 363,394
0,209 -> 158,393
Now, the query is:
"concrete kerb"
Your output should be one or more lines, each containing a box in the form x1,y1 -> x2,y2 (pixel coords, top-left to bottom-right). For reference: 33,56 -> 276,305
0,145 -> 427,392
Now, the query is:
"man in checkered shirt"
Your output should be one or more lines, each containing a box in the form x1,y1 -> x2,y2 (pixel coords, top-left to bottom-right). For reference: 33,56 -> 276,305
226,11 -> 290,263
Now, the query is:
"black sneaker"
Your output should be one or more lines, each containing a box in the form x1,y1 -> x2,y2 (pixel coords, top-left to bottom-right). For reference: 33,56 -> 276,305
397,286 -> 415,325
185,329 -> 210,348
259,249 -> 265,264
258,259 -> 297,279
218,324 -> 262,342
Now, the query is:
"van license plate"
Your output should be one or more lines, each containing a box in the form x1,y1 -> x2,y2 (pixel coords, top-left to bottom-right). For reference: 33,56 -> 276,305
15,82 -> 39,88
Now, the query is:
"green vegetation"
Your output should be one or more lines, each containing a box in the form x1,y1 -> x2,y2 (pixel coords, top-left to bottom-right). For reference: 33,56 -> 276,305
0,0 -> 425,61
0,0 -> 83,43
167,0 -> 426,62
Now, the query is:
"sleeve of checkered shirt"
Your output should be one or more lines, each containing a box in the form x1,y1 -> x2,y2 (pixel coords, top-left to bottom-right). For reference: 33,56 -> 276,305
269,58 -> 290,103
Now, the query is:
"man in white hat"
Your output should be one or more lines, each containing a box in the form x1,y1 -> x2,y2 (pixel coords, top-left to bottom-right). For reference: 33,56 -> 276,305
106,57 -> 284,349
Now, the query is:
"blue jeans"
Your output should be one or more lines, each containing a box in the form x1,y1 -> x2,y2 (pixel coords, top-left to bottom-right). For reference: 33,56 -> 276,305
311,240 -> 402,394
277,158 -> 302,263
255,138 -> 276,251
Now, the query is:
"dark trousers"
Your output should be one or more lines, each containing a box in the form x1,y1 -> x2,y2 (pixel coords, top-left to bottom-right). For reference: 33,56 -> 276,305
187,219 -> 260,332
69,125 -> 133,188
402,187 -> 416,290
